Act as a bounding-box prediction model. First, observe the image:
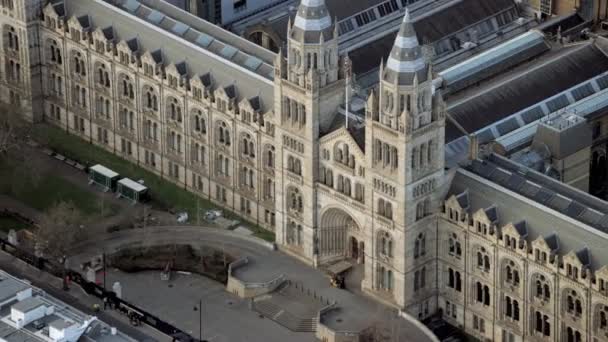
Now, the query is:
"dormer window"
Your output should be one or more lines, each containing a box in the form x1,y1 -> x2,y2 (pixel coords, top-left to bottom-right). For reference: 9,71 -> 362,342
46,16 -> 57,30
192,86 -> 202,101
70,28 -> 81,41
504,234 -> 518,249
95,39 -> 105,53
168,75 -> 178,88
538,250 -> 548,263
119,51 -> 129,65
567,264 -> 579,279
144,63 -> 154,77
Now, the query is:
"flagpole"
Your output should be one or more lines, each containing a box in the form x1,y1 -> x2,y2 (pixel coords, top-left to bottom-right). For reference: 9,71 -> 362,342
344,56 -> 351,129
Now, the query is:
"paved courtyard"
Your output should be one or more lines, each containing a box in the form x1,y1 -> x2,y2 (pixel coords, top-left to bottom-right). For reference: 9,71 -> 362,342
70,227 -> 436,342
103,270 -> 313,342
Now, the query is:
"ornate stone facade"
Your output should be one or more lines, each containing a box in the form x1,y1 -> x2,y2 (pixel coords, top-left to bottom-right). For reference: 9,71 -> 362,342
3,1 -> 608,341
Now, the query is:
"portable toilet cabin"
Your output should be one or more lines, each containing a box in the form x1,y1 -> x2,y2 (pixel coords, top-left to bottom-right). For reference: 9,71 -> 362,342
117,178 -> 148,204
89,164 -> 119,192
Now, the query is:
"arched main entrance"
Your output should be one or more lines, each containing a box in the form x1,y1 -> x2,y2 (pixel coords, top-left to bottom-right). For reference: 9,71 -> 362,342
318,208 -> 364,264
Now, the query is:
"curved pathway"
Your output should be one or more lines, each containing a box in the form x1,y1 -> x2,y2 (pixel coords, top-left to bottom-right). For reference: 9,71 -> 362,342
70,226 -> 437,342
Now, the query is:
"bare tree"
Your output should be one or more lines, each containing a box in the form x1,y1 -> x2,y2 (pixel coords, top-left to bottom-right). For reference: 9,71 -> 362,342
36,201 -> 86,260
0,102 -> 30,159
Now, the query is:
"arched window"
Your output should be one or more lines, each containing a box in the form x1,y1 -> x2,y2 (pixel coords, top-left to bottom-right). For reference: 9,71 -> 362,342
599,306 -> 608,330
72,51 -> 86,76
96,63 -> 110,87
265,145 -> 275,168
477,248 -> 490,272
167,98 -> 182,122
217,121 -> 230,146
6,26 -> 18,51
144,86 -> 158,111
448,233 -> 462,257
48,39 -> 62,64
288,187 -> 303,213
241,134 -> 255,158
378,231 -> 393,258
119,75 -> 134,99
414,233 -> 426,258
566,290 -> 583,317
504,260 -> 520,287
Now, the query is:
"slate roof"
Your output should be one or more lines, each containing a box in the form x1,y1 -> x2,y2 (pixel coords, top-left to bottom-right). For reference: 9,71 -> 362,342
322,114 -> 366,151
544,233 -> 560,251
456,190 -> 469,209
513,220 -> 528,236
349,0 -> 517,75
465,154 -> 608,234
59,0 -> 275,112
446,42 -> 608,142
450,155 -> 608,269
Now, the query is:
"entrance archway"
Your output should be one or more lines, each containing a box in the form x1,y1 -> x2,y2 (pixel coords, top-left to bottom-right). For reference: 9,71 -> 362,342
350,236 -> 359,260
318,208 -> 363,263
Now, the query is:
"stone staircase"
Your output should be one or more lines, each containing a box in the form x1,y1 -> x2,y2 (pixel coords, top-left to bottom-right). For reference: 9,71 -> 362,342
252,282 -> 326,333
253,299 -> 317,332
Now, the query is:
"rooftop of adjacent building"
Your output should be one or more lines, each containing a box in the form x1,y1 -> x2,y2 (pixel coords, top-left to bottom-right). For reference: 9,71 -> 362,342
0,271 -> 135,342
451,152 -> 608,268
49,0 -> 276,112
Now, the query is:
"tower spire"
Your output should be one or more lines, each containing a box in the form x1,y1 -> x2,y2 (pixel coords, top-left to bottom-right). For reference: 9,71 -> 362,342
383,8 -> 429,85
291,0 -> 335,43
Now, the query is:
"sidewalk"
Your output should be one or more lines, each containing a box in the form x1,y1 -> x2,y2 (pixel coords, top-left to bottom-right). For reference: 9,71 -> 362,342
0,250 -> 168,342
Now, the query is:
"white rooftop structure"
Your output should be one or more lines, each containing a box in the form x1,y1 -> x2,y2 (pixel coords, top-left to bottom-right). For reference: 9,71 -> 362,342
0,271 -> 136,342
89,165 -> 119,179
117,178 -> 147,193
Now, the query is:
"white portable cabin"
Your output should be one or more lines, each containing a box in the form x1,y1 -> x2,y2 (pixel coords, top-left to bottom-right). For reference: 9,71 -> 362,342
116,178 -> 148,203
88,164 -> 119,192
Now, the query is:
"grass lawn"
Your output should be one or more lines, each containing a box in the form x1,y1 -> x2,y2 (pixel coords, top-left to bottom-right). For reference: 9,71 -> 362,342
0,163 -> 115,216
0,216 -> 31,232
34,124 -> 276,242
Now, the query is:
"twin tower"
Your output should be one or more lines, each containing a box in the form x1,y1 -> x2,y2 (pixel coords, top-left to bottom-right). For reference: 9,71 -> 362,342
274,0 -> 446,309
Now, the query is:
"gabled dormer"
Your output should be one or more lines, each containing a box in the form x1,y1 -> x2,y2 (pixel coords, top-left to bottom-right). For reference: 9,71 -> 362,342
443,190 -> 469,225
116,38 -> 139,67
472,205 -> 498,237
531,233 -> 559,267
165,61 -> 188,90
67,15 -> 90,44
92,26 -> 114,55
595,266 -> 608,296
562,248 -> 591,282
140,49 -> 162,79
189,72 -> 212,103
501,220 -> 528,253
43,2 -> 64,33
238,96 -> 263,126
215,85 -> 237,114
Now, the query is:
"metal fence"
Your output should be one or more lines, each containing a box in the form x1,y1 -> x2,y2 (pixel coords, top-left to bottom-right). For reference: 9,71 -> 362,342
0,237 -> 203,342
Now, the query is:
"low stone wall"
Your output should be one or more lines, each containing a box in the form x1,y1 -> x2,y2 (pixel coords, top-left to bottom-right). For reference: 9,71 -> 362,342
225,257 -> 286,298
398,310 -> 440,342
316,305 -> 360,342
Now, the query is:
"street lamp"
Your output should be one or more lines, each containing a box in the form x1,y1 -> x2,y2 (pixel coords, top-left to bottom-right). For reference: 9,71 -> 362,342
193,299 -> 202,342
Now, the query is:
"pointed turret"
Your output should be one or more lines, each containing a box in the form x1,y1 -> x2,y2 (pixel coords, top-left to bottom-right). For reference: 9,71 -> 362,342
383,8 -> 429,86
291,0 -> 335,43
